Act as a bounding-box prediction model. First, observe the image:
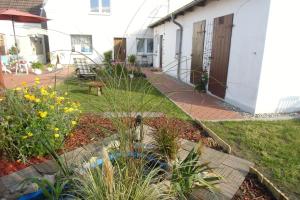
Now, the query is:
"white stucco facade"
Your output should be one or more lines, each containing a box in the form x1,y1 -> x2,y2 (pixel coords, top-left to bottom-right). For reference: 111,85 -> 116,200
152,0 -> 300,114
44,0 -> 173,64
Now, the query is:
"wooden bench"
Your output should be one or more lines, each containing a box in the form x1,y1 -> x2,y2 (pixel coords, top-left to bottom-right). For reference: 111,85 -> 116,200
87,81 -> 105,96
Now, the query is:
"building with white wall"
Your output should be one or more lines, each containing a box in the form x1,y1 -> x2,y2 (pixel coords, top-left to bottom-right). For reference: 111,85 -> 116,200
43,0 -> 173,65
149,0 -> 300,114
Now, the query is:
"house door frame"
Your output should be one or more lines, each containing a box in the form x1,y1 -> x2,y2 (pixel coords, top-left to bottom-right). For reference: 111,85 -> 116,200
114,37 -> 126,62
190,20 -> 206,85
208,14 -> 234,99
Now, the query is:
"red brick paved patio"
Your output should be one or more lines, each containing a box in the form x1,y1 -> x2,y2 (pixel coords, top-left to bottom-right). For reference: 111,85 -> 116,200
3,67 -> 74,89
144,69 -> 244,121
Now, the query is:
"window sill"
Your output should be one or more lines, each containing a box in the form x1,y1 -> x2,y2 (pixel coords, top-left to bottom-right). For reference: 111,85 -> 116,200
88,12 -> 111,16
71,51 -> 93,55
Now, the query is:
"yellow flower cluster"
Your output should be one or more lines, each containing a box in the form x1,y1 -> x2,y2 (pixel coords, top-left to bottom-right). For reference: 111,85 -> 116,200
40,87 -> 49,96
38,111 -> 48,118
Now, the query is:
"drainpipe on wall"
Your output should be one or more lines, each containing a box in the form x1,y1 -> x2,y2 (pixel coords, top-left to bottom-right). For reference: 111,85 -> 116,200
171,14 -> 183,80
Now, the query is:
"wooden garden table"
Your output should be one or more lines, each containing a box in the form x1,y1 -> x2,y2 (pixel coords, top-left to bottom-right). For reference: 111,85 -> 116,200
87,81 -> 105,96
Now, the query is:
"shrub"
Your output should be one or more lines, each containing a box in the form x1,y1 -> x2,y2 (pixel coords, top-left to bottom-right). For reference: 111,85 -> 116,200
153,125 -> 180,161
103,50 -> 112,66
128,55 -> 136,65
0,79 -> 80,161
195,69 -> 208,93
32,62 -> 44,70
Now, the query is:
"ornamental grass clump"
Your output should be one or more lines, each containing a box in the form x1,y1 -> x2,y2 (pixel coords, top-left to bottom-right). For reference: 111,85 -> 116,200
0,79 -> 80,161
153,125 -> 180,161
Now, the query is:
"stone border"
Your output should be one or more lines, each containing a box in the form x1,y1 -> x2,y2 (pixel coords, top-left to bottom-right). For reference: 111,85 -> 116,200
249,167 -> 289,200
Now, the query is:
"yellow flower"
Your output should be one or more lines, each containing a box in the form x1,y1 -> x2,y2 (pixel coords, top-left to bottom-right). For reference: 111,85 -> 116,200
64,92 -> 68,96
34,98 -> 41,103
27,132 -> 33,137
54,127 -> 59,131
40,87 -> 49,96
71,121 -> 77,126
35,77 -> 40,84
38,111 -> 48,118
50,105 -> 55,110
21,82 -> 27,86
24,94 -> 36,102
14,87 -> 22,91
50,91 -> 56,98
22,135 -> 28,140
54,133 -> 60,138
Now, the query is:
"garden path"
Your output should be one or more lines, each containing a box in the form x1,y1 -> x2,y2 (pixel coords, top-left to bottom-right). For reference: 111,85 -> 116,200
143,69 -> 244,121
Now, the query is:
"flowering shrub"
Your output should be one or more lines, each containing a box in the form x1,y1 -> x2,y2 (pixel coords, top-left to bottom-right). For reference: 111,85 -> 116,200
0,78 -> 80,161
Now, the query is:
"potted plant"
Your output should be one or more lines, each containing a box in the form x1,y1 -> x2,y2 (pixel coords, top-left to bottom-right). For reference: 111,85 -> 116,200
195,69 -> 209,93
47,63 -> 55,72
31,62 -> 44,75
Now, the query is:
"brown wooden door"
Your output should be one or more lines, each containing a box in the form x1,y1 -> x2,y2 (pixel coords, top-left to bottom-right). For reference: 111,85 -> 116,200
190,20 -> 206,85
0,35 -> 5,55
208,14 -> 234,99
114,38 -> 126,62
159,35 -> 163,68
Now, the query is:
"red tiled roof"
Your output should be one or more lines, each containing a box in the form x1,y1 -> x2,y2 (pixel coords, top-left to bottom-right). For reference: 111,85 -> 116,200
0,0 -> 44,15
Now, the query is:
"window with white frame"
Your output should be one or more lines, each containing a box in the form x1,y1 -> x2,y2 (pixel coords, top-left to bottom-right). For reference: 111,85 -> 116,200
71,35 -> 93,53
136,38 -> 153,54
90,0 -> 111,14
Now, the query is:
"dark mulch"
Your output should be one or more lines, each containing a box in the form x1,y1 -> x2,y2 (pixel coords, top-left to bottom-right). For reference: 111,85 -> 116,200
0,115 -> 220,176
233,173 -> 276,200
0,114 -> 115,177
145,117 -> 223,151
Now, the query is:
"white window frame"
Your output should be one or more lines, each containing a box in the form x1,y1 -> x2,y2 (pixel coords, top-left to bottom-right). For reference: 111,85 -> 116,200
136,38 -> 153,55
90,0 -> 111,15
71,35 -> 93,54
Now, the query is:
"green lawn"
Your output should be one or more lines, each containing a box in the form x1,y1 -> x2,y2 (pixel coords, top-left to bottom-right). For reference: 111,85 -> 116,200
59,77 -> 189,120
204,120 -> 300,200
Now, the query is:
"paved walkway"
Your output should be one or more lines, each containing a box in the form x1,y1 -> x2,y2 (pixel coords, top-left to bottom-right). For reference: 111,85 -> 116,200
3,67 -> 74,89
144,69 -> 244,121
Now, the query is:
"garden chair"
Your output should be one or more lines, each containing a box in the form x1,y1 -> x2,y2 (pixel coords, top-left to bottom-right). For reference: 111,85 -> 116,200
74,58 -> 96,80
0,55 -> 12,74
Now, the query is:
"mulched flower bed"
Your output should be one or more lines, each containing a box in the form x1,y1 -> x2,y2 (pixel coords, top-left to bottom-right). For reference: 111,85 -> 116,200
233,173 -> 276,200
145,117 -> 224,151
0,114 -> 115,177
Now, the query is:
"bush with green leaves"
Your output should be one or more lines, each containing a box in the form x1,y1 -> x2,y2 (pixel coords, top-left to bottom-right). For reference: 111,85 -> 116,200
31,61 -> 44,69
0,80 -> 80,161
128,54 -> 136,65
103,50 -> 112,66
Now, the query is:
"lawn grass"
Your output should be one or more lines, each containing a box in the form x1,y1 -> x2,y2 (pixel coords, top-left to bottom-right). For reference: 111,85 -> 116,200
58,77 -> 190,120
204,120 -> 300,200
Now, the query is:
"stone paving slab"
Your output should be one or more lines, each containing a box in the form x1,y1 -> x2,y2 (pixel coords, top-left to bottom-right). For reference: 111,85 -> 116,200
179,139 -> 254,200
102,112 -> 164,118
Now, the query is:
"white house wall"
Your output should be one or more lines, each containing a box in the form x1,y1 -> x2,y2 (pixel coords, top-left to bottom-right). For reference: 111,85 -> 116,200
44,0 -> 170,64
153,0 -> 271,113
255,1 -> 300,113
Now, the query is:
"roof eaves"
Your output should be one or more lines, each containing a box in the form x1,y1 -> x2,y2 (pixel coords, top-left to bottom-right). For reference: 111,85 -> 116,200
149,0 -> 206,28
